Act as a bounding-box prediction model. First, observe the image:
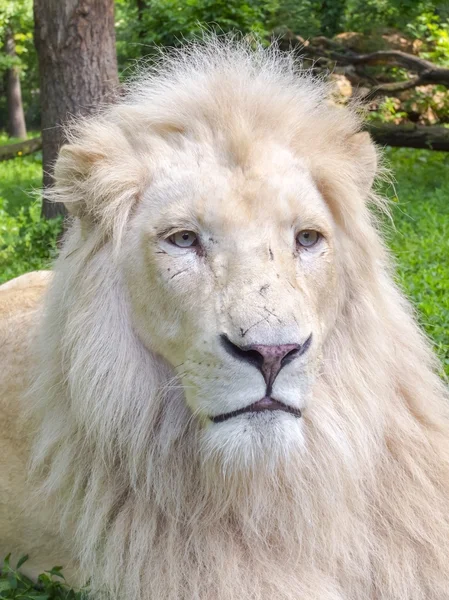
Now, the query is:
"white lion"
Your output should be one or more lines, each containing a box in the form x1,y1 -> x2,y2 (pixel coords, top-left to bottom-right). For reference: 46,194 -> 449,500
1,40 -> 449,600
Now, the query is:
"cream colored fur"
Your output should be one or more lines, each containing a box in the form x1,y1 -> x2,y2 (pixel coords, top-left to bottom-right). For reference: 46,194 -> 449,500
1,40 -> 449,599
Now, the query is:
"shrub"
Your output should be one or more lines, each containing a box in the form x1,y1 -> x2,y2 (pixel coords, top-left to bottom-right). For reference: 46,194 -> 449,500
0,554 -> 87,599
0,152 -> 62,284
0,196 -> 61,284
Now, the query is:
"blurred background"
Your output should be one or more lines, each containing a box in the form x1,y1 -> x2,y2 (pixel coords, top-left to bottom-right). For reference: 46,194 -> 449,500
0,0 -> 448,375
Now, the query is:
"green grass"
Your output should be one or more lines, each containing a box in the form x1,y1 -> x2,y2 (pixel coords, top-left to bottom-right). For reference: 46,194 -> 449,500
383,147 -> 449,375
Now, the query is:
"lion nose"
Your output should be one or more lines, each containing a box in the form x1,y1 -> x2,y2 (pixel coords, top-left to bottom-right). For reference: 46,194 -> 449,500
220,335 -> 311,392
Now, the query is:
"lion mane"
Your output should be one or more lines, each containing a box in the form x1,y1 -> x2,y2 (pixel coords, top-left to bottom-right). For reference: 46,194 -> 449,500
19,40 -> 449,599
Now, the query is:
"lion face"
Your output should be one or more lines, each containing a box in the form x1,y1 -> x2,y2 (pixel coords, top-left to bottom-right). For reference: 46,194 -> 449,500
122,137 -> 340,464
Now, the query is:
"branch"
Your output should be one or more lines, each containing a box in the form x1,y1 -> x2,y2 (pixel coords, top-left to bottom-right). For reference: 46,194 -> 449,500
369,77 -> 422,96
292,37 -> 449,90
335,53 -> 449,89
0,137 -> 42,161
324,50 -> 436,73
365,123 -> 449,151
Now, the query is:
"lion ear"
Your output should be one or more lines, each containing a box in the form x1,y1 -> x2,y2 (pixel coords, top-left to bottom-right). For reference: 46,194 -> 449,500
52,121 -> 146,244
348,131 -> 378,196
54,144 -> 107,220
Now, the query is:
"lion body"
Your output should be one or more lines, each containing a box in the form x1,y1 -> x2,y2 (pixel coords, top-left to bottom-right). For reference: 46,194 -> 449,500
1,41 -> 449,599
0,273 -> 76,580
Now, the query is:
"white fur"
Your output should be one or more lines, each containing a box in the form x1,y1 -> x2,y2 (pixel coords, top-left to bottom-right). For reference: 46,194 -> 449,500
26,39 -> 449,599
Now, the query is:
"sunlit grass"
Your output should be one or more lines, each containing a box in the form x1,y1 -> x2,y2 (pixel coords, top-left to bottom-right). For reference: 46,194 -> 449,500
383,147 -> 449,375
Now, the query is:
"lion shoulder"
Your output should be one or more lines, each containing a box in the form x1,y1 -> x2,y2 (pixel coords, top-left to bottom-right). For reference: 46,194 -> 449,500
0,269 -> 51,418
0,270 -> 50,453
0,271 -> 51,316
0,270 -> 78,583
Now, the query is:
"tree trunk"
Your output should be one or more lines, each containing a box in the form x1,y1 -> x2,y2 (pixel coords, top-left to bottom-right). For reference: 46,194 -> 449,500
365,123 -> 449,152
136,0 -> 146,39
5,26 -> 27,140
34,0 -> 119,219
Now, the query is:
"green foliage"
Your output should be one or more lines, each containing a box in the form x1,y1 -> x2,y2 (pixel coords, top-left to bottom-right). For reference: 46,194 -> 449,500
318,0 -> 347,37
0,153 -> 62,284
1,0 -> 448,127
0,196 -> 62,284
406,12 -> 449,65
0,0 -> 38,129
343,0 -> 443,35
372,97 -> 407,124
114,1 -> 449,75
0,554 -> 87,599
115,0 -> 278,68
270,0 -> 322,39
0,0 -> 33,40
0,0 -> 35,78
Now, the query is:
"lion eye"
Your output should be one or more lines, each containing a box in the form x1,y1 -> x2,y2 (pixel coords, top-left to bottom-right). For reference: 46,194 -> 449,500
169,230 -> 198,248
296,230 -> 320,248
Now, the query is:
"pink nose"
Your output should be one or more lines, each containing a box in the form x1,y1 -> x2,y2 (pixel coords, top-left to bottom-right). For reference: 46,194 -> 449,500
221,335 -> 312,393
248,343 -> 301,390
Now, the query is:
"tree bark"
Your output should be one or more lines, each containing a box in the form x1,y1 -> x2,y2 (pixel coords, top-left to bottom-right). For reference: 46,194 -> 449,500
4,25 -> 27,140
136,0 -> 146,39
365,123 -> 449,152
34,0 -> 119,219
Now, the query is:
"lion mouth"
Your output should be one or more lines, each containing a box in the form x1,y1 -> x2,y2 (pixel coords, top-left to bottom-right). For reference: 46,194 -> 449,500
210,397 -> 302,423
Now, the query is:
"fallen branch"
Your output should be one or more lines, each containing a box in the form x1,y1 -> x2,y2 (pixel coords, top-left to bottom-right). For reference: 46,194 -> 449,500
368,77 -> 422,96
278,33 -> 449,91
314,49 -> 449,89
0,137 -> 42,161
365,122 -> 449,151
322,49 -> 435,73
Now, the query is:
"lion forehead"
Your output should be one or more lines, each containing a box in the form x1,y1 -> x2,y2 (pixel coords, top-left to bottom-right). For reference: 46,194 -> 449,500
141,139 -> 332,239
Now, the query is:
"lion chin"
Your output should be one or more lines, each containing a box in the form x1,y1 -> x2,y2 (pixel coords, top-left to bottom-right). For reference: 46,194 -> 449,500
1,38 -> 449,600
